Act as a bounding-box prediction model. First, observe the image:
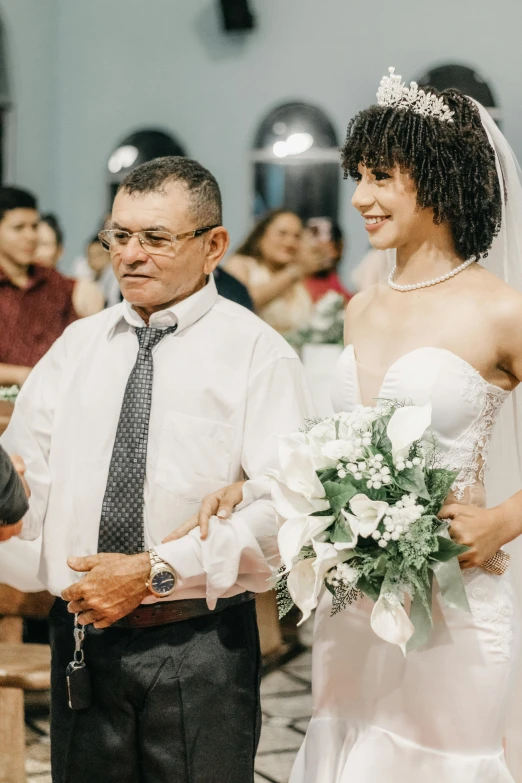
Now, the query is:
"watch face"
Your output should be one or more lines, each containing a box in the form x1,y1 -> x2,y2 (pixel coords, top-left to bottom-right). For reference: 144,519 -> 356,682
151,569 -> 176,595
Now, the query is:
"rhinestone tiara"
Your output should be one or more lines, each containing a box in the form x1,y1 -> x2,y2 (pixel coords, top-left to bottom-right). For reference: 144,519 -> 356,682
376,66 -> 454,123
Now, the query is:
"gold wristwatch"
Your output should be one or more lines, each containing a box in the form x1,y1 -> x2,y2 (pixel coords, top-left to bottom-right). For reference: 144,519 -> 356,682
146,548 -> 177,598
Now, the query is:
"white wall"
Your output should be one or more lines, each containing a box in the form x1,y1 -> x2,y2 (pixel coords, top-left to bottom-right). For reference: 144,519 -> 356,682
2,0 -> 522,276
1,0 -> 58,210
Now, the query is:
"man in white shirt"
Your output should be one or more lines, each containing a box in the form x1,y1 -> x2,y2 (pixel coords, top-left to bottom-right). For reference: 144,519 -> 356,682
2,156 -> 312,783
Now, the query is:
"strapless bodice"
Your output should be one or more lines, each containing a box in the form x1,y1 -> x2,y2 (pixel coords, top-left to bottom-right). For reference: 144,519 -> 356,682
332,345 -> 510,501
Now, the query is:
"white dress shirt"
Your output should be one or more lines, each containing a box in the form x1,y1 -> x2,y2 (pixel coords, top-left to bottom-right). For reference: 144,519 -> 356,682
1,276 -> 314,603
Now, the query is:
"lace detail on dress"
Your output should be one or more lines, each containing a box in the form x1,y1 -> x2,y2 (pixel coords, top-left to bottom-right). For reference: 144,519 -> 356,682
445,365 -> 509,500
462,569 -> 514,660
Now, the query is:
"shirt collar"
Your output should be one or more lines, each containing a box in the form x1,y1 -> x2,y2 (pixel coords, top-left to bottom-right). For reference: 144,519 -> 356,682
109,274 -> 219,339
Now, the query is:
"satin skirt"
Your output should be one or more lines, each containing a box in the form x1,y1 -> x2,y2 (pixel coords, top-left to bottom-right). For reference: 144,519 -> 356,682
290,568 -> 520,782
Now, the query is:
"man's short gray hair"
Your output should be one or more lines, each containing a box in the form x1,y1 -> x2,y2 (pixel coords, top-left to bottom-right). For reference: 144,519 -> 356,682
119,156 -> 222,226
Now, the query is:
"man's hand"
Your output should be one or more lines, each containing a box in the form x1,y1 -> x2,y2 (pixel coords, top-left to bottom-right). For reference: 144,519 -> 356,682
438,503 -> 506,569
61,552 -> 150,628
162,481 -> 246,543
0,520 -> 23,541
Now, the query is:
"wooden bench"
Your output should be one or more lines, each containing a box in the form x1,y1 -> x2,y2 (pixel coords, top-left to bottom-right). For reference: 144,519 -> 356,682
0,586 -> 53,783
0,643 -> 51,783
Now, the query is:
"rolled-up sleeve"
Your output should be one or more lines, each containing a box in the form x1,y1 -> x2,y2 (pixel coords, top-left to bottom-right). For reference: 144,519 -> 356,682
155,354 -> 315,604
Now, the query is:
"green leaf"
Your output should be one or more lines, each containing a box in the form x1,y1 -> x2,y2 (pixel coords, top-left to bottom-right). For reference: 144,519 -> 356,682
356,574 -> 382,602
431,535 -> 469,562
371,417 -> 393,453
371,554 -> 388,577
395,466 -> 431,501
318,467 -> 338,483
331,519 -> 354,544
323,481 -> 358,514
425,468 -> 459,514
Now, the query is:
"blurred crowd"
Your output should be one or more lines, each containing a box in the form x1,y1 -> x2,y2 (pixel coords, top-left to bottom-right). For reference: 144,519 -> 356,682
0,182 -> 389,386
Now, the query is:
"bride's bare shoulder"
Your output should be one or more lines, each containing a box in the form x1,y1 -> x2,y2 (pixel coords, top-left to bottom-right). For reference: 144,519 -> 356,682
345,284 -> 384,315
344,285 -> 384,341
474,264 -> 522,311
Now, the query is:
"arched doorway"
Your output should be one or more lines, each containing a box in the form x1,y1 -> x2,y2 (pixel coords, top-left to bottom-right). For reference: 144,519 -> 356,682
251,102 -> 339,222
417,64 -> 501,125
107,129 -> 187,205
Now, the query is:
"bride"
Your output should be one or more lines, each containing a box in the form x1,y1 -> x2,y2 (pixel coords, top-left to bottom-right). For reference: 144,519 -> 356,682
170,68 -> 522,781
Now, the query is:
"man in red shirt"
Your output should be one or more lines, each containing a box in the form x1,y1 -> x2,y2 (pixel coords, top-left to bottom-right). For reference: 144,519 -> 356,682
304,217 -> 352,303
0,188 -> 77,386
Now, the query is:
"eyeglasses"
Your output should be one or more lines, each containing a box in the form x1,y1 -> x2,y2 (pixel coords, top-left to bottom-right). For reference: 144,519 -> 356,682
98,225 -> 219,257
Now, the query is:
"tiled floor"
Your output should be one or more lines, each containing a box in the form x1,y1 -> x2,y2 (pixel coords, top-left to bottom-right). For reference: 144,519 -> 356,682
26,632 -> 312,783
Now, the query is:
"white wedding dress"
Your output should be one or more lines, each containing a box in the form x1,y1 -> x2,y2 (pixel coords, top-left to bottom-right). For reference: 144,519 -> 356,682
290,345 -> 520,783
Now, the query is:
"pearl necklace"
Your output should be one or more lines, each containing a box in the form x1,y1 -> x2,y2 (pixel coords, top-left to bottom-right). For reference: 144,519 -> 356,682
388,258 -> 475,292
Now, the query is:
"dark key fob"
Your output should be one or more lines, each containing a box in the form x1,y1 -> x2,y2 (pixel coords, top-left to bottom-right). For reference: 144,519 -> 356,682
66,661 -> 92,710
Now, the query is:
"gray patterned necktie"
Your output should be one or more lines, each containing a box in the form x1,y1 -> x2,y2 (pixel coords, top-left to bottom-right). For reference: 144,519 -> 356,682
97,324 -> 177,555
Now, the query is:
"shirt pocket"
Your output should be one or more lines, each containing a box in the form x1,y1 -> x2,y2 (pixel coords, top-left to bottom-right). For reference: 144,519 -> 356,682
155,412 -> 236,503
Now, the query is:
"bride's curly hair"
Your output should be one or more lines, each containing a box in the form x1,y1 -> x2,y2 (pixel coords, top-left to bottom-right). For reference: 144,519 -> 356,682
341,90 -> 502,261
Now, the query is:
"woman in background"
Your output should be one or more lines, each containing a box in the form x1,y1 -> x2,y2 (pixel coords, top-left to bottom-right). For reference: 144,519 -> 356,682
36,214 -> 104,317
226,209 -> 330,333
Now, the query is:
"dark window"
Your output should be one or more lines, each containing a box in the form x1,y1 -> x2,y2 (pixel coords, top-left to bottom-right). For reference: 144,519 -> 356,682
107,129 -> 186,205
417,64 -> 500,126
252,102 -> 340,222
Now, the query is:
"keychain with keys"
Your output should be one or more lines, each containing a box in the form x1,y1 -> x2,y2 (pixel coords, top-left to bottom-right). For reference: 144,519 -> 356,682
66,614 -> 92,710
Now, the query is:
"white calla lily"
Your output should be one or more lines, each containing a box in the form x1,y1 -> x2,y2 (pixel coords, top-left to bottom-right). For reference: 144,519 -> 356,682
321,439 -> 356,462
277,514 -> 335,571
370,593 -> 415,649
287,558 -> 319,625
386,403 -> 432,459
276,433 -> 326,498
287,540 -> 343,625
268,471 -> 330,522
348,494 -> 389,538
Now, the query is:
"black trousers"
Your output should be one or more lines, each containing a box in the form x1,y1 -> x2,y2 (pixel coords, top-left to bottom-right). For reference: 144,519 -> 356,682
49,598 -> 261,783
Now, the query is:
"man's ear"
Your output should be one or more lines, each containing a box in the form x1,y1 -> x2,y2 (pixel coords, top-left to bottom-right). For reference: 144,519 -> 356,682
203,227 -> 229,275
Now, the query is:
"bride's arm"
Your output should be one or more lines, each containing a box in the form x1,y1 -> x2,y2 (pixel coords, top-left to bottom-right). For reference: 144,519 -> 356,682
162,482 -> 246,543
441,292 -> 522,567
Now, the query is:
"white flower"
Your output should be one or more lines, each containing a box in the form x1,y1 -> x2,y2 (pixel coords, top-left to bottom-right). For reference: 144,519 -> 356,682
274,433 -> 328,498
378,539 -> 388,548
338,469 -> 347,479
287,541 -> 343,624
354,472 -> 362,481
370,593 -> 414,649
322,439 -> 357,462
391,531 -> 400,541
277,513 -> 335,571
382,531 -> 391,541
348,494 -> 389,538
386,403 -> 432,460
269,472 -> 330,522
371,530 -> 381,540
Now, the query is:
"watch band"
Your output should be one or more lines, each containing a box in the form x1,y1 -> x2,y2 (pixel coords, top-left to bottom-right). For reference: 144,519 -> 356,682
148,548 -> 165,568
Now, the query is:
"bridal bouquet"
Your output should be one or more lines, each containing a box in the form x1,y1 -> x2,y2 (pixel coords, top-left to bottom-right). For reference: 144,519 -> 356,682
286,291 -> 346,349
272,401 -> 470,652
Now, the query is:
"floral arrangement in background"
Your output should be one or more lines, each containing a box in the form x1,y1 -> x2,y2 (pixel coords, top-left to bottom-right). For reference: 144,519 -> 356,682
0,385 -> 19,403
286,290 -> 346,349
271,401 -> 470,653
